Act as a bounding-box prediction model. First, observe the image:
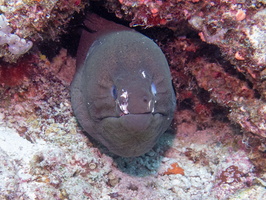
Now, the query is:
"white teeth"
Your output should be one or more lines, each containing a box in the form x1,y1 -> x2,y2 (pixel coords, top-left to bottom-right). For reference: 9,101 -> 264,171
118,90 -> 129,114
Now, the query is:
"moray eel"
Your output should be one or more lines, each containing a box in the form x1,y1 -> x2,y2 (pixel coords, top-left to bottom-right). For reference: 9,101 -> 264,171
71,14 -> 176,157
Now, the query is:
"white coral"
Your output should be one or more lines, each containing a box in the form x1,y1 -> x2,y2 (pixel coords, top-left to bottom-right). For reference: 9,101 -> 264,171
0,14 -> 33,55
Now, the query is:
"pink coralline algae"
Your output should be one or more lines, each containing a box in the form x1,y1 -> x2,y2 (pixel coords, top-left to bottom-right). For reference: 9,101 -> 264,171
190,58 -> 266,137
106,0 -> 201,27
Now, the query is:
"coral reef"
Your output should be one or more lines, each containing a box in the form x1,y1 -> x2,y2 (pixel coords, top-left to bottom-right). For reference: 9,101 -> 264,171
188,5 -> 266,99
189,58 -> 266,137
0,49 -> 265,199
0,0 -> 86,62
0,0 -> 266,198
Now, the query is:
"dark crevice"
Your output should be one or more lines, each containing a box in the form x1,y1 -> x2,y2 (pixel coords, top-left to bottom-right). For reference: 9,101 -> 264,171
89,0 -> 130,27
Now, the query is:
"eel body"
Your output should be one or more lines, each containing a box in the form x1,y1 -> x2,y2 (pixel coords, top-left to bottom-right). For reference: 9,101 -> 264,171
71,14 -> 176,157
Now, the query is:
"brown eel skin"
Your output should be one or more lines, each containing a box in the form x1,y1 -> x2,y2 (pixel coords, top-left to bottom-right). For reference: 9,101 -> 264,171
71,13 -> 176,157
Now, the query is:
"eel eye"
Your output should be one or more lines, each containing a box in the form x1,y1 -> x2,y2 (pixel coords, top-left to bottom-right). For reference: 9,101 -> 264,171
151,83 -> 157,96
111,85 -> 118,100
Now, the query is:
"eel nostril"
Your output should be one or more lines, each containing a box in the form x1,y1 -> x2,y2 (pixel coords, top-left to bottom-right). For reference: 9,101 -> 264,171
143,96 -> 148,103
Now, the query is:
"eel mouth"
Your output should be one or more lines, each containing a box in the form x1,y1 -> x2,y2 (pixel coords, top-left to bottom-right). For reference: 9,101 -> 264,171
100,112 -> 164,132
119,113 -> 163,132
98,111 -> 166,121
99,112 -> 166,157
